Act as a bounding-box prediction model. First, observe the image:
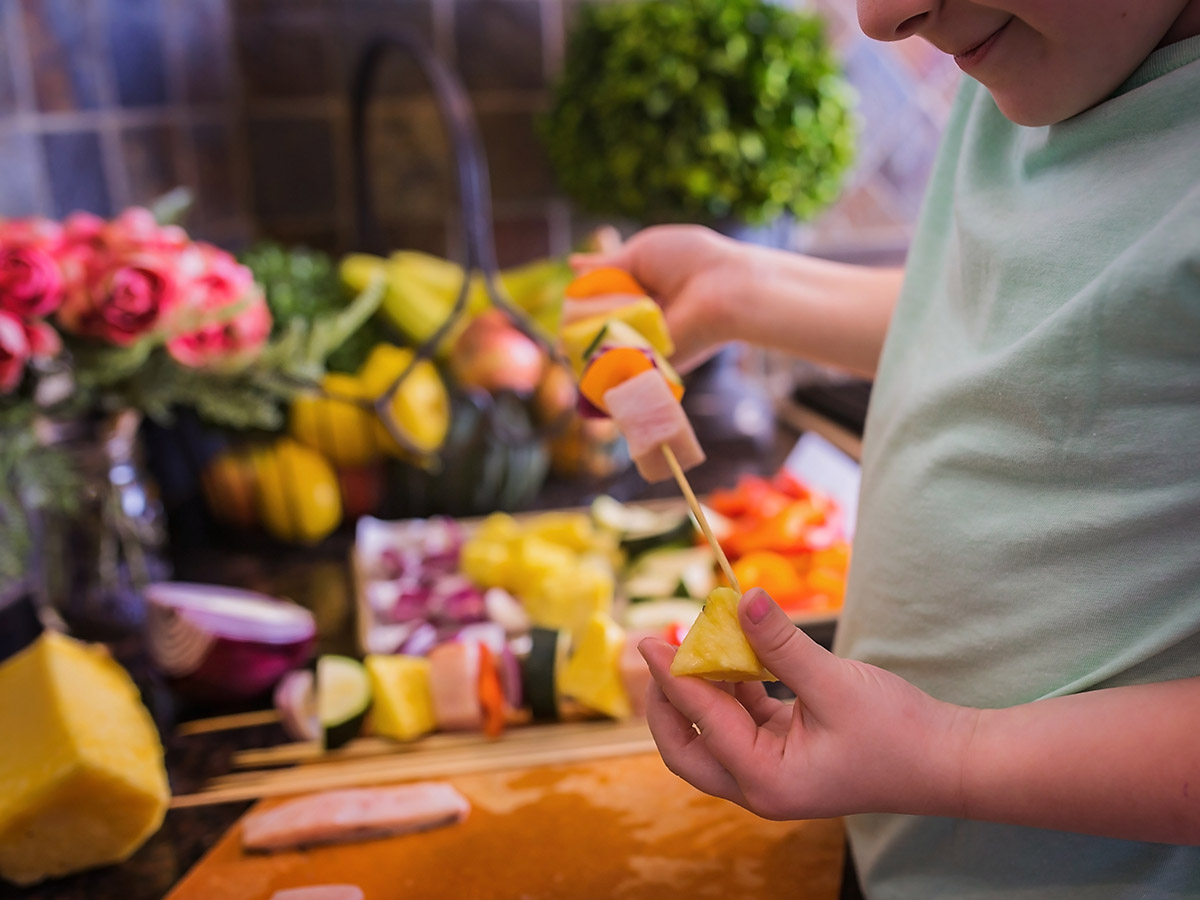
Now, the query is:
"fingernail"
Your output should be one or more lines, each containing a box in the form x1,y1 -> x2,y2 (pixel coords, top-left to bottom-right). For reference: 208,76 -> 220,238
744,589 -> 771,624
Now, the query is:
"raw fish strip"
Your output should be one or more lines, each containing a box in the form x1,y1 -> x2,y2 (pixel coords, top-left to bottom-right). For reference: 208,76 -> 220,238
242,783 -> 470,852
604,368 -> 705,483
428,640 -> 484,731
270,887 -> 365,900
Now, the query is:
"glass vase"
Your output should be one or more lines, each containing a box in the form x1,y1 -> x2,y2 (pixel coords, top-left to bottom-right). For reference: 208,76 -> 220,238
30,409 -> 171,642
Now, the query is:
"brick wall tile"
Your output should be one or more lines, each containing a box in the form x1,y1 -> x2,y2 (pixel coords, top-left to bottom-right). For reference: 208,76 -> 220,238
248,116 -> 338,221
107,0 -> 169,107
363,103 -> 452,221
20,0 -> 106,112
120,124 -> 180,206
235,5 -> 338,99
42,130 -> 112,217
489,210 -> 550,267
0,11 -> 19,115
0,130 -> 46,216
340,0 -> 436,98
175,0 -> 237,105
455,0 -> 544,94
476,108 -> 555,204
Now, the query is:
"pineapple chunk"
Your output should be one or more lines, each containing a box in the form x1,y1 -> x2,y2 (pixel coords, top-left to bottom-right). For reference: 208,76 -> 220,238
559,612 -> 632,719
460,538 -> 512,590
508,534 -> 577,600
474,512 -> 521,544
365,655 -> 436,742
525,557 -> 615,631
523,511 -> 599,553
0,633 -> 169,886
670,588 -> 777,683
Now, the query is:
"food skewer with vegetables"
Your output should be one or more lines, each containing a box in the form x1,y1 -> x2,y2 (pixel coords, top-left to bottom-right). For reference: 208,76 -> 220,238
561,268 -> 770,682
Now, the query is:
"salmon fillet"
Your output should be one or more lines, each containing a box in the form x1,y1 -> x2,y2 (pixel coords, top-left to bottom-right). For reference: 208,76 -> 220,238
269,887 -> 364,900
604,368 -> 705,483
242,783 -> 470,852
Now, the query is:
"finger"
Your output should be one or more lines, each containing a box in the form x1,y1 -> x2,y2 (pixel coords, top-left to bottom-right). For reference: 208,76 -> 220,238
739,589 -> 844,703
639,638 -> 764,773
644,679 -> 746,805
732,680 -> 782,727
568,248 -> 632,274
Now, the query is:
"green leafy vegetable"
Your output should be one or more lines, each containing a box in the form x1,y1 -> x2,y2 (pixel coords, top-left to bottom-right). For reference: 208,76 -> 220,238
542,0 -> 857,226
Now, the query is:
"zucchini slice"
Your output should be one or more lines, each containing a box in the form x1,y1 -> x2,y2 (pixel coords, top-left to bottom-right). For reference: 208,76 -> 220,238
522,627 -> 566,722
591,495 -> 697,559
623,545 -> 717,601
317,655 -> 372,750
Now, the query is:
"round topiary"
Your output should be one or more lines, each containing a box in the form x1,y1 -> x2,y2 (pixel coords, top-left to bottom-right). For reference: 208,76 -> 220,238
542,0 -> 858,227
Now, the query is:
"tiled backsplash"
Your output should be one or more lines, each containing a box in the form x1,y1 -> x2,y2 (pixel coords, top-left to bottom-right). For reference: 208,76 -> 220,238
0,0 -> 960,266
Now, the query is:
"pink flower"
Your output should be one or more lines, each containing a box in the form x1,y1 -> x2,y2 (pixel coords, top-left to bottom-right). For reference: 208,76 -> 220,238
23,318 -> 62,360
0,310 -> 31,393
103,207 -> 188,257
0,244 -> 66,318
0,217 -> 63,253
58,252 -> 180,346
167,244 -> 272,368
167,292 -> 272,369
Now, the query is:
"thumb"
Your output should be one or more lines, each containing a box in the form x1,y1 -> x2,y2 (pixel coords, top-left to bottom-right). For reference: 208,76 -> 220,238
739,588 -> 839,695
567,247 -> 633,275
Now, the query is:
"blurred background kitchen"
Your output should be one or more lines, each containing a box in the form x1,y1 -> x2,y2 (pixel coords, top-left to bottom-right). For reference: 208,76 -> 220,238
0,0 -> 957,265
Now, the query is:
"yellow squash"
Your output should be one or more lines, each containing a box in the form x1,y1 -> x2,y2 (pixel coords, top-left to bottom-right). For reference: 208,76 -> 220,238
290,372 -> 382,467
357,344 -> 450,459
254,437 -> 343,544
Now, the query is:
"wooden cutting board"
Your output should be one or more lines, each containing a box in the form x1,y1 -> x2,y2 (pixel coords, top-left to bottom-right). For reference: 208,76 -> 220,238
166,752 -> 845,900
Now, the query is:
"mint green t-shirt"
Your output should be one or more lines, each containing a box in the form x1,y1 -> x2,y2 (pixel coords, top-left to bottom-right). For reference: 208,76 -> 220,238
833,38 -> 1200,900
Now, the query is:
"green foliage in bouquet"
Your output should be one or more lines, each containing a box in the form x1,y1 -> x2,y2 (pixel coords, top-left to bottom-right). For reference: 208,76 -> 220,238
239,242 -> 393,376
542,0 -> 858,226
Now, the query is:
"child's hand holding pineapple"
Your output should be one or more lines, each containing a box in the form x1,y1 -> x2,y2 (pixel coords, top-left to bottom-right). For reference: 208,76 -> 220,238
638,588 -> 970,822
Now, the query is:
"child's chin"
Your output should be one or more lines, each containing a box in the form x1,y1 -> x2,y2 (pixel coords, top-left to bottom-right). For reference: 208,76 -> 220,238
990,90 -> 1086,128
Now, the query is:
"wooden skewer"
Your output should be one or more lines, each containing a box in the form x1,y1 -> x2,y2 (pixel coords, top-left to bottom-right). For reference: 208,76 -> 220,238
171,720 -> 655,809
660,444 -> 741,594
175,709 -> 281,737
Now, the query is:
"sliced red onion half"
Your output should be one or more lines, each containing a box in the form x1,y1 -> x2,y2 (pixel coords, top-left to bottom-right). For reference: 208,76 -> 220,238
145,582 -> 316,702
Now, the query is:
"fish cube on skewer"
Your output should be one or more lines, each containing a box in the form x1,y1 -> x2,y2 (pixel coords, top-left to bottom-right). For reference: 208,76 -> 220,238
603,368 -> 705,483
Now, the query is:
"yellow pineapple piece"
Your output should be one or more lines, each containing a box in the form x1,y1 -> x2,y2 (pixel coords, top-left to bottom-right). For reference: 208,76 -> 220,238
365,655 -> 436,742
526,556 -> 615,631
474,511 -> 521,544
670,587 -> 777,683
559,612 -> 632,719
0,632 -> 169,886
522,511 -> 599,553
561,299 -> 676,373
460,538 -> 513,590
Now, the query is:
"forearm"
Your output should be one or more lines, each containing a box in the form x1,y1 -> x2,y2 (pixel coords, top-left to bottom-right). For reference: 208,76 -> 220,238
934,677 -> 1200,844
726,248 -> 904,378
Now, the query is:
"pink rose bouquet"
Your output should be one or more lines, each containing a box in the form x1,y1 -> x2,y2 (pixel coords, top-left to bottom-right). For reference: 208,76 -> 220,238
0,207 -> 272,398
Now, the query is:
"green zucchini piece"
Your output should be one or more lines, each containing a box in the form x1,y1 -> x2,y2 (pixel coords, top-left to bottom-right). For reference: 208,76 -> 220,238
624,545 -> 717,601
591,495 -> 697,559
522,627 -> 566,722
318,654 -> 372,750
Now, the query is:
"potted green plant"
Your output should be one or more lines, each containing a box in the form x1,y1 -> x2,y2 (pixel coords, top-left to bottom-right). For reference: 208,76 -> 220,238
542,0 -> 858,231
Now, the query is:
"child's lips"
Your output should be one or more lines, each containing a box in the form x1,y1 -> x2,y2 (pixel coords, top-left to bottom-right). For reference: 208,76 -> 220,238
953,18 -> 1012,72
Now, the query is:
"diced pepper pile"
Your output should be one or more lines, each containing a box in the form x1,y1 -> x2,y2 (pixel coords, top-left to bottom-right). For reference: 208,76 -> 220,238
709,470 -> 851,614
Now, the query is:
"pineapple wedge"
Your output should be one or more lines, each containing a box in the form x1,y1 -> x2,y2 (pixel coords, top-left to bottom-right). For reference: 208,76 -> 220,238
670,587 -> 777,683
365,655 -> 436,742
559,612 -> 632,719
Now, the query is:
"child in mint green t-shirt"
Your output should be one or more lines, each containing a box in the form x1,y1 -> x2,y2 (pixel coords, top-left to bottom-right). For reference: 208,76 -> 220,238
575,2 -> 1200,898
